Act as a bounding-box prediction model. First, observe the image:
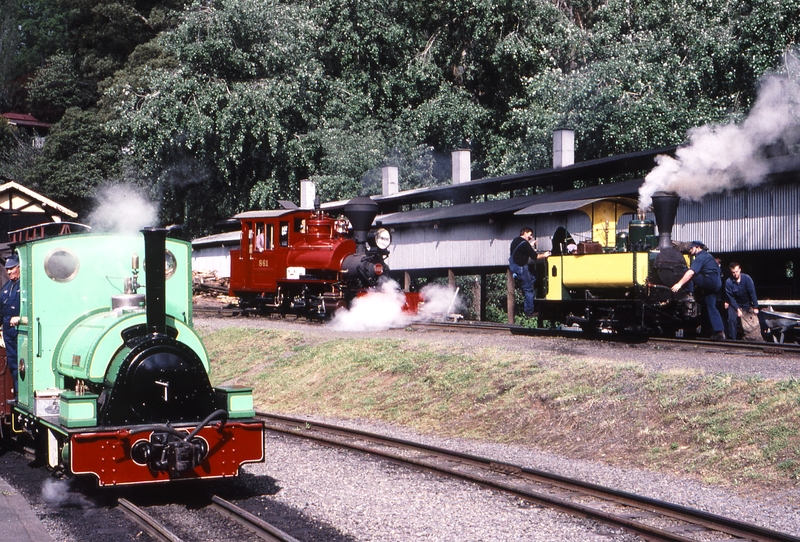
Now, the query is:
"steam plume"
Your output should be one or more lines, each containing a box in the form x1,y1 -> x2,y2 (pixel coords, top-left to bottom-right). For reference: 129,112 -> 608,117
639,73 -> 800,212
88,184 -> 158,233
329,280 -> 463,332
329,280 -> 410,331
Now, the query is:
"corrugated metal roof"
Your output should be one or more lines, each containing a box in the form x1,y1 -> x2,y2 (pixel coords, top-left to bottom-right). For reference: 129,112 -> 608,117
192,231 -> 241,247
322,147 -> 673,213
378,178 -> 643,227
515,196 -> 637,215
377,196 -> 538,227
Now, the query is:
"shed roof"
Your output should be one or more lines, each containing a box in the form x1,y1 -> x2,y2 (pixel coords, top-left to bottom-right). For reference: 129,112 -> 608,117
233,209 -> 297,220
378,178 -> 643,227
1,112 -> 51,129
0,180 -> 78,218
514,196 -> 636,215
192,231 -> 241,247
322,146 -> 674,214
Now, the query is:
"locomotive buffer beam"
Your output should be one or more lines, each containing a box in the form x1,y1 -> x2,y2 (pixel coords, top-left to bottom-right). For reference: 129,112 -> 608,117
130,409 -> 228,475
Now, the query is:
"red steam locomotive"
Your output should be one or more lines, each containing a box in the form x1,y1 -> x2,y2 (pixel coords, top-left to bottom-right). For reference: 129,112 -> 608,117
229,196 -> 408,317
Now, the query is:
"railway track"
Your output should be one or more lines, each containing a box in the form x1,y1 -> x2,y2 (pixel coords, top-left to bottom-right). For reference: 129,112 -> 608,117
258,411 -> 800,542
118,495 -> 300,542
512,325 -> 800,355
415,319 -> 800,354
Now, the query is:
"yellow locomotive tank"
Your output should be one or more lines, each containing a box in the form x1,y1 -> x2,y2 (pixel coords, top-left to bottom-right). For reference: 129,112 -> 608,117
546,252 -> 650,300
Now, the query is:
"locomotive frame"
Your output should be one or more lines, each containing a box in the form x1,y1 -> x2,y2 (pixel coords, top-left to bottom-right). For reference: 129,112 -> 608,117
1,226 -> 265,486
229,196 -> 397,318
534,192 -> 701,336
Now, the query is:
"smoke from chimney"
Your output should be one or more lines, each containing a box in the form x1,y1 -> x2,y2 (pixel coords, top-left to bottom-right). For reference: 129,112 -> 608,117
639,71 -> 800,212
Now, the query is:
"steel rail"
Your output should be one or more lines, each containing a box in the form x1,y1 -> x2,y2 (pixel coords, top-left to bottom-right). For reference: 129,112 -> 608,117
117,498 -> 183,542
647,336 -> 800,355
258,411 -> 800,542
211,495 -> 301,542
507,323 -> 800,353
415,319 -> 800,353
119,495 -> 299,542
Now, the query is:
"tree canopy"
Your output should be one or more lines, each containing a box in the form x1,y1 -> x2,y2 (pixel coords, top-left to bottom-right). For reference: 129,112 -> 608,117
1,0 -> 799,236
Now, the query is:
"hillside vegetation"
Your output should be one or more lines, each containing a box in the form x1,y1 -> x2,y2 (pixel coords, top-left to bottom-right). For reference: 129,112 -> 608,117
2,1 -> 799,236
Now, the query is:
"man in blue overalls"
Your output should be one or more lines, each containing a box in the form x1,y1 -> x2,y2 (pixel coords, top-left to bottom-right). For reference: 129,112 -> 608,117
671,241 -> 725,340
509,227 -> 550,318
1,255 -> 21,394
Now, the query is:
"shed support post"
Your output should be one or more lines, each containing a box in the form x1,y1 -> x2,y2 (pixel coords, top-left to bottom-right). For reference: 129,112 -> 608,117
471,277 -> 481,321
448,269 -> 455,289
507,269 -> 515,324
480,274 -> 487,321
404,271 -> 411,292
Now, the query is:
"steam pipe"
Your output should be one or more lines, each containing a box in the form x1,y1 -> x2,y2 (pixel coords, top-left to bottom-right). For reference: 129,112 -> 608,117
141,227 -> 168,335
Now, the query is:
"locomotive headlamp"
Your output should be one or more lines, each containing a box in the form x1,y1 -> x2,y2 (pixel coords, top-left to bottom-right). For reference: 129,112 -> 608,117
369,228 -> 392,250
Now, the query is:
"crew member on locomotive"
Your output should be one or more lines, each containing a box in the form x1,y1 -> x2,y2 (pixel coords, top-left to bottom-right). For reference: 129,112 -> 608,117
509,227 -> 549,318
670,241 -> 725,340
1,255 -> 20,394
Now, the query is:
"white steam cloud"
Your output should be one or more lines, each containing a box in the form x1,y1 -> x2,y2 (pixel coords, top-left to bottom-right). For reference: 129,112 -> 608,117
41,478 -> 88,508
329,279 -> 463,332
88,185 -> 159,233
639,73 -> 800,212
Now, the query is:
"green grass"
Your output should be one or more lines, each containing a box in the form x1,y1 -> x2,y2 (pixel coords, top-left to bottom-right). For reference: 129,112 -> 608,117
200,326 -> 800,488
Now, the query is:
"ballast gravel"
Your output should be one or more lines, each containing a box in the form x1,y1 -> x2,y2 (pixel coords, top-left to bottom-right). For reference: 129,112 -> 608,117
195,316 -> 800,541
242,432 -> 638,541
240,417 -> 800,541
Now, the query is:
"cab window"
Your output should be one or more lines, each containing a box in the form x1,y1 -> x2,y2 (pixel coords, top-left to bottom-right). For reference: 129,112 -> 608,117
255,223 -> 274,252
279,222 -> 289,247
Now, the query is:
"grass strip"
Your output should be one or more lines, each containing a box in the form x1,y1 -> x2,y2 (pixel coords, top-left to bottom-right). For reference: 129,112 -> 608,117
201,327 -> 800,487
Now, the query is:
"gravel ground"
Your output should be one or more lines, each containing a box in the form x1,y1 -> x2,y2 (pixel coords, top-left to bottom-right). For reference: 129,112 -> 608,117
244,433 -> 639,541
195,315 -> 800,541
2,314 -> 798,541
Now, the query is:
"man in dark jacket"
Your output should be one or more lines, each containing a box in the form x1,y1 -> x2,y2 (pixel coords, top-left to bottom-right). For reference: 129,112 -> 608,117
509,227 -> 549,318
724,262 -> 761,341
671,241 -> 725,340
1,255 -> 21,393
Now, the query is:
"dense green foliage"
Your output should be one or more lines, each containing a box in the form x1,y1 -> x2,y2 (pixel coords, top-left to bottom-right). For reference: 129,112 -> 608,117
1,0 -> 799,235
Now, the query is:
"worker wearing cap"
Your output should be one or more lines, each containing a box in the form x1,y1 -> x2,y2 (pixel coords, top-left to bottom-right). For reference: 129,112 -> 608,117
671,241 -> 725,340
1,254 -> 21,393
509,227 -> 550,318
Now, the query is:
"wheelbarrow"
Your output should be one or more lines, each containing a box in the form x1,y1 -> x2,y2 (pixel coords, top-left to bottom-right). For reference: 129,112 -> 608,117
760,308 -> 800,344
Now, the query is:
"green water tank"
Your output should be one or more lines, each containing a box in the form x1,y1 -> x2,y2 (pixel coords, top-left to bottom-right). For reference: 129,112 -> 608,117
629,220 -> 655,251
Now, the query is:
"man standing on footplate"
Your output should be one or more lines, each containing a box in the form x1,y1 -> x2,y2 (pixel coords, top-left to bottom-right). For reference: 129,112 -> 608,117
671,241 -> 725,340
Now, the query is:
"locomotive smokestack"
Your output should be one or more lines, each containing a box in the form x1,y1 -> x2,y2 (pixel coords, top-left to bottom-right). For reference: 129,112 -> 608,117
344,196 -> 379,254
141,227 -> 168,335
651,191 -> 680,250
